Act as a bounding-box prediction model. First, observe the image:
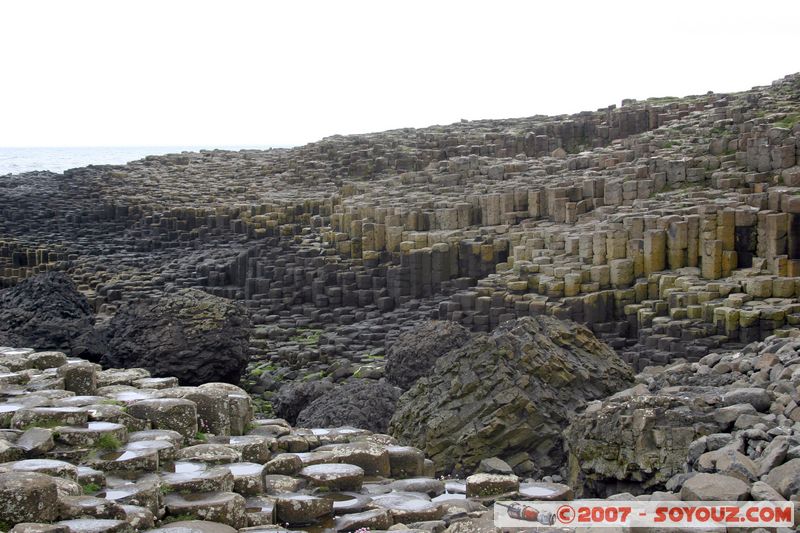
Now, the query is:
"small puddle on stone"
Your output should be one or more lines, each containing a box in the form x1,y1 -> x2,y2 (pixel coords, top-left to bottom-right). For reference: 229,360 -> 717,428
101,450 -> 145,462
321,492 -> 353,502
99,451 -> 125,461
0,403 -> 22,413
126,441 -> 172,452
0,349 -> 33,357
444,480 -> 467,494
432,492 -> 466,502
14,459 -> 69,469
41,407 -> 83,414
322,491 -> 371,513
113,391 -> 152,402
519,485 -> 557,498
228,463 -> 263,476
57,396 -> 106,407
292,516 -> 335,533
178,492 -> 219,503
372,493 -> 434,512
87,421 -> 122,431
167,461 -> 207,474
101,488 -> 136,500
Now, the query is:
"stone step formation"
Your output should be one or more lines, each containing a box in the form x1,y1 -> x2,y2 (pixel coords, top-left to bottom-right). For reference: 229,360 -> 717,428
3,74 -> 800,389
4,328 -> 800,532
0,346 -> 560,533
3,72 -> 800,531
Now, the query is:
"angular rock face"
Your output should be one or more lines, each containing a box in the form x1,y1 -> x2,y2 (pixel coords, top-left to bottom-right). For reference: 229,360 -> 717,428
295,379 -> 402,433
385,320 -> 470,389
0,471 -> 59,523
99,289 -> 250,386
272,380 -> 335,425
0,272 -> 94,354
564,393 -> 722,497
389,315 -> 634,476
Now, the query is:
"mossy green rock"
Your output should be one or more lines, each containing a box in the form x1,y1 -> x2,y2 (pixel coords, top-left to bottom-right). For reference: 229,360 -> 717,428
564,393 -> 723,497
389,316 -> 633,476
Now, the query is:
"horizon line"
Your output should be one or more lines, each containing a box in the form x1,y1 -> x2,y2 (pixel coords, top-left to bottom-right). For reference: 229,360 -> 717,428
0,144 -> 298,149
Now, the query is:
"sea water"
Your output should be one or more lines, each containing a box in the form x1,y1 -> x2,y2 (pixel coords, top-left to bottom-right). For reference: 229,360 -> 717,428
0,145 -> 273,175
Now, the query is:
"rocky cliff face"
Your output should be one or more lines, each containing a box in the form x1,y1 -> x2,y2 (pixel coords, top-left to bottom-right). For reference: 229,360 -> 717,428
389,315 -> 634,476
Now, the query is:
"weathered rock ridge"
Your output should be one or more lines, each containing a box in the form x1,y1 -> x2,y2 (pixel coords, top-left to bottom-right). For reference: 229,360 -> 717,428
2,73 -> 800,406
389,315 -> 634,476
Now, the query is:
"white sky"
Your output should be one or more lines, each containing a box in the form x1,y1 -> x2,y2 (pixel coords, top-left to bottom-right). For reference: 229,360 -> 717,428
1,0 -> 798,148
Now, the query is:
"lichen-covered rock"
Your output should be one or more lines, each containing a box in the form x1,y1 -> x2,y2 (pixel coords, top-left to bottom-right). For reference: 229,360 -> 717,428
389,316 -> 633,476
465,473 -> 519,497
163,491 -> 247,529
564,392 -> 722,497
0,272 -> 95,355
126,399 -> 197,440
274,494 -> 333,525
385,320 -> 470,389
0,471 -> 59,523
295,379 -> 401,433
679,473 -> 750,501
298,463 -> 364,491
99,289 -> 251,385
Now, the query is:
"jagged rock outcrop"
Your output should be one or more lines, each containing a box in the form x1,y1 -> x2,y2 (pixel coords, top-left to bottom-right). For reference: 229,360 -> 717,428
1,345 -> 510,532
385,320 -> 470,389
99,289 -> 251,386
389,315 -> 634,476
272,379 -> 335,425
564,392 -> 722,497
563,332 -> 800,500
295,379 -> 402,433
0,272 -> 95,354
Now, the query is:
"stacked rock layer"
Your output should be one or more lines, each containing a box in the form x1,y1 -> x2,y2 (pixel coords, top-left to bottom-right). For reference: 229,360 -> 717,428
3,74 -> 800,383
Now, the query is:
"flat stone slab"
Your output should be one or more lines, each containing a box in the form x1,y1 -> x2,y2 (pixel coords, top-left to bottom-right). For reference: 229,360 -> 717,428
227,462 -> 265,495
370,492 -> 443,523
518,481 -> 574,500
160,464 -> 234,493
175,444 -> 241,465
0,471 -> 59,523
164,491 -> 247,529
274,493 -> 333,525
146,521 -> 236,533
298,463 -> 364,491
1,459 -> 79,480
56,520 -> 132,533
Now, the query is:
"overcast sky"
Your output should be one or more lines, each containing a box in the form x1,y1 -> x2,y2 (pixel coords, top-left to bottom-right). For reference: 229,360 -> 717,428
1,0 -> 798,148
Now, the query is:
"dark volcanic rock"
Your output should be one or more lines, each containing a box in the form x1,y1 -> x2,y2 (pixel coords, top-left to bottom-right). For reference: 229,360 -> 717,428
385,320 -> 470,389
273,380 -> 336,425
295,379 -> 402,433
0,272 -> 95,354
389,315 -> 634,476
100,288 -> 251,386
